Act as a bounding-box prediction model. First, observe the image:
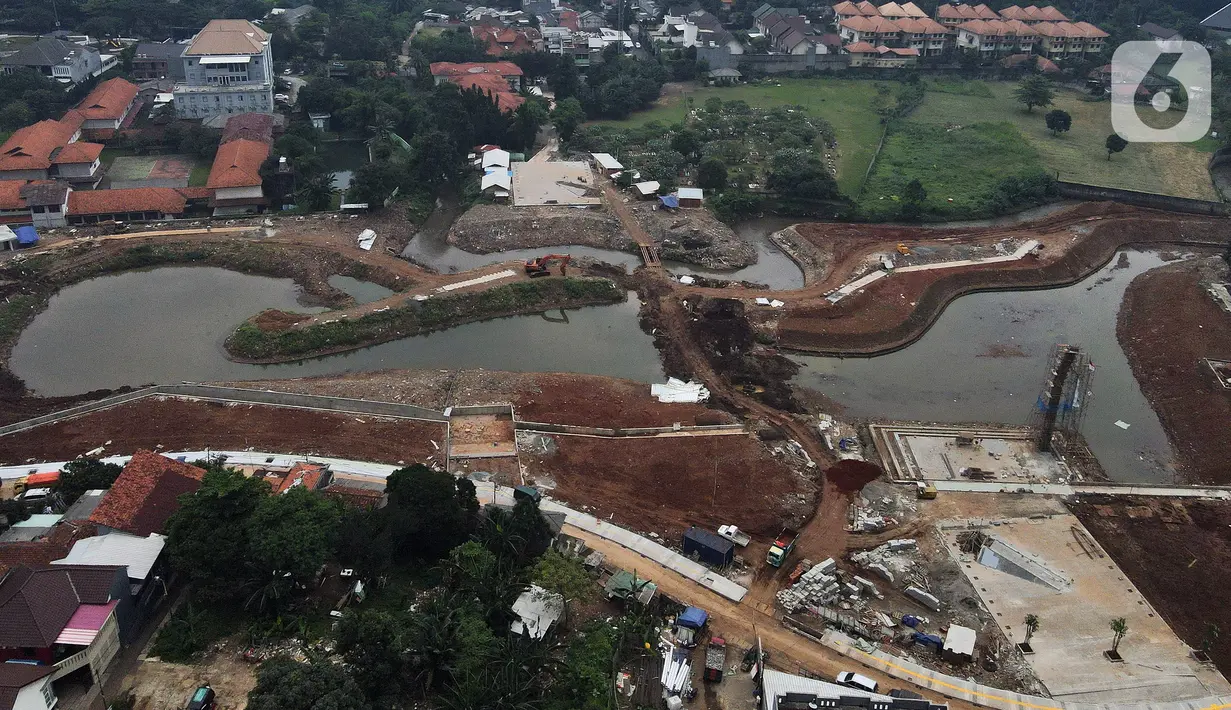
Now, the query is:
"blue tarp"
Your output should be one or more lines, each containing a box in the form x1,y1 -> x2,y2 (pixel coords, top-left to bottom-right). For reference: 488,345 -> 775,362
14,226 -> 37,245
658,194 -> 679,209
677,606 -> 708,629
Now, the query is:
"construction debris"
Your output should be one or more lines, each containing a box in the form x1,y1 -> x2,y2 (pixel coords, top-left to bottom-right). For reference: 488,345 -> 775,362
650,378 -> 710,403
905,585 -> 942,611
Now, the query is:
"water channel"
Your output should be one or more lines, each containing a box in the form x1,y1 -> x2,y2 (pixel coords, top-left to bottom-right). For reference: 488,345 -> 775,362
401,213 -> 807,290
10,267 -> 663,396
792,250 -> 1183,484
318,141 -> 370,191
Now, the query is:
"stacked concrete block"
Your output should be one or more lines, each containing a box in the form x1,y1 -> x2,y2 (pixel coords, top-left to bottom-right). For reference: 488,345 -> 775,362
776,556 -> 840,612
905,585 -> 941,611
868,563 -> 894,584
888,539 -> 918,551
853,575 -> 883,600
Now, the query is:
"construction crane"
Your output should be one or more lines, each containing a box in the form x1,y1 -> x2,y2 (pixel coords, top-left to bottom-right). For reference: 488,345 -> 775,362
524,254 -> 571,278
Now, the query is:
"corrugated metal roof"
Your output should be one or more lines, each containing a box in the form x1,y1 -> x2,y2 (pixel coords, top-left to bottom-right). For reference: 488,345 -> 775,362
53,531 -> 166,580
12,514 -> 64,528
54,600 -> 117,646
591,152 -> 623,170
943,624 -> 976,656
762,668 -> 891,710
510,585 -> 563,639
678,187 -> 704,200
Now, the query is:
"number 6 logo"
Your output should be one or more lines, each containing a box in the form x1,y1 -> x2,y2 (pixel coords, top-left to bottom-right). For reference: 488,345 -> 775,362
1110,40 -> 1211,143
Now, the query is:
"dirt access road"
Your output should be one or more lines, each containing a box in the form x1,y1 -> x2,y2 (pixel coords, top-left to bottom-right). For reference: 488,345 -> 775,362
570,526 -> 981,710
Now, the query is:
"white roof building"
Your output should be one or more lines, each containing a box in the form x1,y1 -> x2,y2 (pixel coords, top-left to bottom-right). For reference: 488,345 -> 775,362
634,180 -> 660,196
510,584 -> 564,639
591,152 -> 623,171
481,171 -> 513,192
943,624 -> 977,659
54,531 -> 167,581
482,148 -> 511,168
678,187 -> 704,200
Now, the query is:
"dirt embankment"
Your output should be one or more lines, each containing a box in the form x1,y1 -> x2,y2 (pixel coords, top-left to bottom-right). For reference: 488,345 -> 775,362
448,204 -> 634,254
225,277 -> 624,363
778,205 -> 1231,354
0,397 -> 447,467
1071,496 -> 1231,677
628,201 -> 755,269
1116,257 -> 1231,485
770,225 -> 829,286
521,433 -> 817,540
217,369 -> 738,429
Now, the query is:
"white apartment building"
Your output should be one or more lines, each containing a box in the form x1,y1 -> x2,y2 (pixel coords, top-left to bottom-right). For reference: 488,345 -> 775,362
173,20 -> 274,120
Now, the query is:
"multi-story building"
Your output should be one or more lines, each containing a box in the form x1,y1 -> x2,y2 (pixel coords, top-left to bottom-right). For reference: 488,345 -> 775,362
838,15 -> 907,45
0,119 -> 102,184
1032,21 -> 1108,58
894,17 -> 951,54
67,77 -> 140,141
954,18 -> 1038,54
998,4 -> 1069,24
934,3 -> 1000,26
876,1 -> 927,20
173,20 -> 274,120
131,42 -> 187,81
0,37 -> 103,84
832,0 -> 881,23
843,41 -> 920,66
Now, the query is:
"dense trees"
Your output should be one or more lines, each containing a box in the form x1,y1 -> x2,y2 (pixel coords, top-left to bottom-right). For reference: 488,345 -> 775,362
697,158 -> 728,191
248,658 -> 371,710
767,148 -> 839,202
55,457 -> 122,505
551,97 -> 585,142
576,50 -> 667,120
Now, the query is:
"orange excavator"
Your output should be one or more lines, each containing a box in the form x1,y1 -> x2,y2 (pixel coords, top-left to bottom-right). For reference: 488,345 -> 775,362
524,253 -> 571,278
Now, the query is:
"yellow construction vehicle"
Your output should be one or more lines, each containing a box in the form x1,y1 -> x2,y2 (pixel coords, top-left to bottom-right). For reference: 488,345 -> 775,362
896,243 -> 911,256
916,482 -> 937,499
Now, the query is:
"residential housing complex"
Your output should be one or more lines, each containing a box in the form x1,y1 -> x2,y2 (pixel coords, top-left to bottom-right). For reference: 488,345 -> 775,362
834,1 -> 1107,60
173,19 -> 275,120
430,62 -> 526,112
0,37 -> 110,84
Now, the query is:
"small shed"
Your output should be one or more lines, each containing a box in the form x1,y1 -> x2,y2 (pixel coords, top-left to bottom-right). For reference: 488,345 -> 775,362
482,148 -> 511,169
943,624 -> 977,664
308,113 -> 331,131
707,67 -> 742,85
481,170 -> 513,202
510,585 -> 564,639
633,180 -> 660,198
592,152 -> 623,176
0,225 -> 18,251
677,187 -> 703,208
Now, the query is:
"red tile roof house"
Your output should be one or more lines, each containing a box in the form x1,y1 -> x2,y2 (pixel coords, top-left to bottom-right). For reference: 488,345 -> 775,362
206,138 -> 270,216
66,187 -> 190,225
0,119 -> 103,185
68,78 -> 141,141
0,180 -> 71,228
429,62 -> 525,112
88,450 -> 206,538
272,462 -> 332,495
0,663 -> 57,710
0,564 -> 131,695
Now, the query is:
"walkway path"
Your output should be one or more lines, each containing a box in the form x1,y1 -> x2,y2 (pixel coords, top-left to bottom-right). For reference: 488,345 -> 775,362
601,183 -> 660,267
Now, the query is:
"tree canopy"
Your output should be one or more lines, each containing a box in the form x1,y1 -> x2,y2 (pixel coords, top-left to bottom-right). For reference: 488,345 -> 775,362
247,658 -> 372,710
1045,109 -> 1072,136
55,457 -> 122,505
1014,76 -> 1055,113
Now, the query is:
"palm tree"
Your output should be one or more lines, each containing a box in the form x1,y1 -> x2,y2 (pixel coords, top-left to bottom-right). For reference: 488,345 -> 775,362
1024,614 -> 1040,645
1110,618 -> 1129,655
295,172 -> 336,211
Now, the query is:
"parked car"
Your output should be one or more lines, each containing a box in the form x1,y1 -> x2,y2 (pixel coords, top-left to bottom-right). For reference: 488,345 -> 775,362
835,672 -> 878,693
274,93 -> 290,103
889,689 -> 924,699
186,685 -> 216,710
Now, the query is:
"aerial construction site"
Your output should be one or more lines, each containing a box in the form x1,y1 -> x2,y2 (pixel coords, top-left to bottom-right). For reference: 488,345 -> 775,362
0,160 -> 1229,710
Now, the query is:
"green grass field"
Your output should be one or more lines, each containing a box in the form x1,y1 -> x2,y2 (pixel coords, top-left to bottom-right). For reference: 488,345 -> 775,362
860,121 -> 1041,219
910,82 -> 1217,200
596,79 -> 886,195
189,164 -> 211,187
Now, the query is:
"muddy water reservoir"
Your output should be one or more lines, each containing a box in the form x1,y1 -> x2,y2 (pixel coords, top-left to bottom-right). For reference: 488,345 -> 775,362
11,267 -> 663,395
793,250 -> 1180,483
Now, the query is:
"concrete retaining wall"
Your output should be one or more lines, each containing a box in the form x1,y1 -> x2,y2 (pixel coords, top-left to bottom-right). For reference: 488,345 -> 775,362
814,629 -> 1231,710
514,420 -> 746,437
1055,182 -> 1229,216
447,404 -> 514,417
0,384 -> 448,437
